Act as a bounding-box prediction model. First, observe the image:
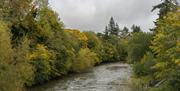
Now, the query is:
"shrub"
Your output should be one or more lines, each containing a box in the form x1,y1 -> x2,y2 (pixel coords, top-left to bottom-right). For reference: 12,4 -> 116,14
30,44 -> 56,85
14,38 -> 34,86
101,41 -> 119,62
84,31 -> 103,63
133,52 -> 155,77
72,48 -> 99,72
65,29 -> 88,48
116,39 -> 128,61
128,78 -> 149,91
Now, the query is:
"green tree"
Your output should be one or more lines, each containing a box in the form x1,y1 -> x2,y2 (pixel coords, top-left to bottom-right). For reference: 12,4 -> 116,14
0,21 -> 20,91
13,38 -> 34,86
101,41 -> 119,62
105,17 -> 120,36
30,44 -> 56,85
152,0 -> 178,19
48,30 -> 76,76
84,31 -> 102,50
151,9 -> 180,90
0,21 -> 34,91
131,25 -> 142,33
0,0 -> 33,22
72,48 -> 99,72
84,31 -> 103,64
127,32 -> 153,63
104,26 -> 109,39
0,21 -> 13,64
133,52 -> 156,77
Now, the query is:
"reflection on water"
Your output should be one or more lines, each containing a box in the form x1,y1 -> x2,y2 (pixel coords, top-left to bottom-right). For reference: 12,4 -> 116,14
30,63 -> 131,91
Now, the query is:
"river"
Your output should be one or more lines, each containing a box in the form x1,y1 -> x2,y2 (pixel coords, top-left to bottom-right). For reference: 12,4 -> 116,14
30,62 -> 132,91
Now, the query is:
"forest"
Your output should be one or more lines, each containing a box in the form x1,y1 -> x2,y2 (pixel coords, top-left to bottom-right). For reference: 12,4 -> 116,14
0,0 -> 179,91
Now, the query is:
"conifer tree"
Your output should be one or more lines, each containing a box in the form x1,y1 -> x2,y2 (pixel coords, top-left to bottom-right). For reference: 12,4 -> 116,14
104,26 -> 109,39
131,24 -> 142,33
104,17 -> 120,38
152,0 -> 178,19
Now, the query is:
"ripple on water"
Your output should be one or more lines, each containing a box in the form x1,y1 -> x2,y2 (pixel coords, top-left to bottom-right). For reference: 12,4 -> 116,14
30,63 -> 132,91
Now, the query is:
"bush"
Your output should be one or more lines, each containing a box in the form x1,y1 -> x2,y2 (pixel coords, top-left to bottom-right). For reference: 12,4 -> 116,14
84,31 -> 101,50
30,44 -> 56,85
65,29 -> 88,48
84,31 -> 103,63
148,83 -> 174,91
101,41 -> 119,62
116,39 -> 128,61
133,52 -> 155,77
128,78 -> 149,91
13,38 -> 34,86
72,48 -> 99,72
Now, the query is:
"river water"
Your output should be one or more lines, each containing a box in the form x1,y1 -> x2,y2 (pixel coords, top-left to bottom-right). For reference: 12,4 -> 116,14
30,62 -> 132,91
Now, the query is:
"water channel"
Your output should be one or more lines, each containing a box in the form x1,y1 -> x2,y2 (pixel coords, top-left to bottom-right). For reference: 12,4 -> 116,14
30,62 -> 132,91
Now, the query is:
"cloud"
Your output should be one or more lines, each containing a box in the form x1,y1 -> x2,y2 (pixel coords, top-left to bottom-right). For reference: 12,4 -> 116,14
49,0 -> 161,32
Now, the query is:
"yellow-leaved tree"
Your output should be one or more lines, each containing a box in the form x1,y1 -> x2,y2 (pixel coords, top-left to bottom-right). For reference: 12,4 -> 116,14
29,44 -> 56,85
151,8 -> 180,90
65,29 -> 88,48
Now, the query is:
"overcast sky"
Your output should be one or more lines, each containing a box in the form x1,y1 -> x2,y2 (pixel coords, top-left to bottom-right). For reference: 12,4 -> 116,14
49,0 -> 161,32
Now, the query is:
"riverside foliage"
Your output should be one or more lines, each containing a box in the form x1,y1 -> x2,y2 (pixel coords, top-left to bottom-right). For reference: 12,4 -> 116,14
128,0 -> 180,91
0,0 -> 127,91
0,0 -> 179,91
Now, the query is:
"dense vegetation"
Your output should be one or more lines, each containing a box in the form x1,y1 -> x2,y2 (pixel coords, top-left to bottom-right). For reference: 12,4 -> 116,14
128,0 -> 180,91
0,0 -> 179,91
0,0 -> 129,91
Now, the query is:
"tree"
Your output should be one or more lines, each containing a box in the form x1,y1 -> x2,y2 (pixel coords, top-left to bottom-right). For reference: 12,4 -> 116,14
30,44 -> 56,85
133,52 -> 156,77
35,7 -> 64,39
127,32 -> 153,63
33,0 -> 49,9
104,17 -> 120,37
115,23 -> 120,35
0,21 -> 20,91
104,26 -> 109,39
151,0 -> 179,32
72,48 -> 99,72
131,25 -> 142,33
109,17 -> 120,36
151,9 -> 180,90
0,21 -> 34,91
0,21 -> 13,63
13,38 -> 34,86
101,41 -> 119,62
0,0 -> 35,46
152,0 -> 178,19
84,31 -> 103,64
65,29 -> 88,49
109,17 -> 116,34
84,31 -> 102,50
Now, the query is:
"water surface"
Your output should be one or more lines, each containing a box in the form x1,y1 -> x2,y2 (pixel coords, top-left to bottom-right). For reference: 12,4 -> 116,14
30,62 -> 131,91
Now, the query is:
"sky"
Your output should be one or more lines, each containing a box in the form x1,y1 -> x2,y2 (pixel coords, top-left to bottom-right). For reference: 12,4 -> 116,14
49,0 -> 161,32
